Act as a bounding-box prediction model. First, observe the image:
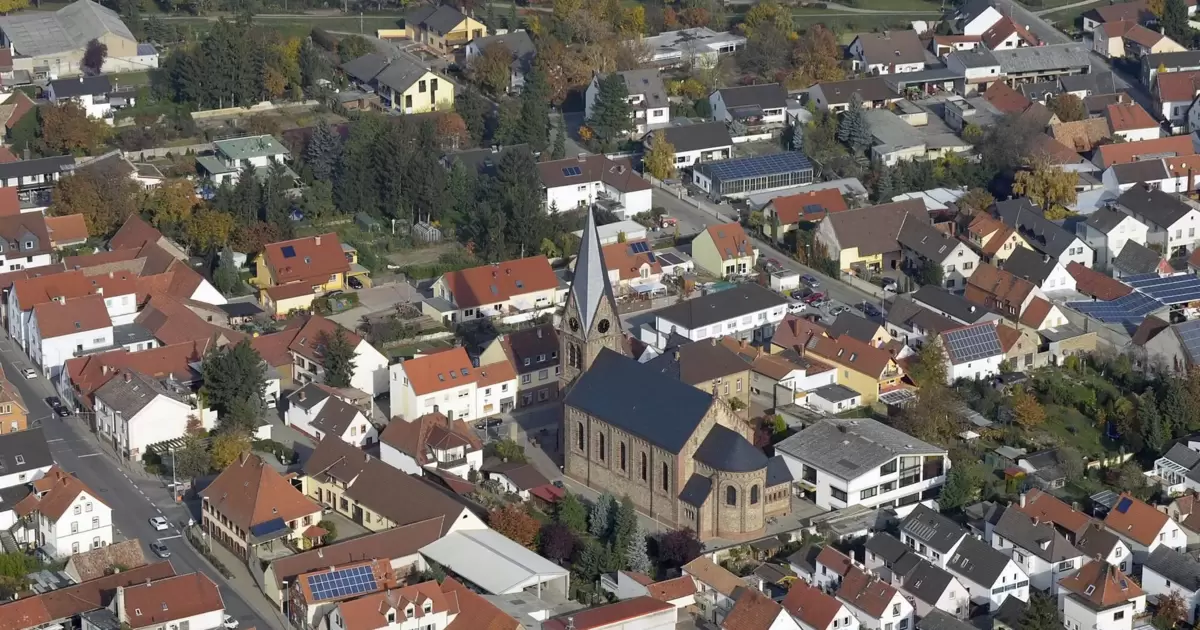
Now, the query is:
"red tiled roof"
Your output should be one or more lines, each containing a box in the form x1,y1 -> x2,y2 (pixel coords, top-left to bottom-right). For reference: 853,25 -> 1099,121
703,222 -> 755,261
398,347 -> 476,396
441,577 -> 521,630
32,294 -> 111,338
109,214 -> 163,251
602,239 -> 662,281
1016,488 -> 1093,536
646,576 -> 697,602
45,214 -> 89,245
262,233 -> 350,286
0,147 -> 16,163
1106,102 -> 1159,132
965,263 -> 1036,313
1097,135 -> 1197,167
287,315 -> 363,365
982,16 -> 1036,49
201,453 -> 321,530
441,257 -> 559,309
1103,492 -> 1170,546
542,597 -> 674,630
1059,560 -> 1143,608
984,81 -> 1033,115
0,563 -> 175,630
1066,262 -> 1133,301
18,466 -> 109,520
124,573 -> 224,629
11,270 -> 95,310
378,412 -> 482,466
837,566 -> 899,617
0,187 -> 19,216
1157,70 -> 1200,102
782,580 -> 844,629
768,188 -> 850,224
722,589 -> 786,630
1019,296 -> 1053,328
3,91 -> 33,131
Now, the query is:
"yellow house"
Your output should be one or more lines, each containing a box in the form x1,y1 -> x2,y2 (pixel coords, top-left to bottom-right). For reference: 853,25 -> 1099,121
815,201 -> 920,274
967,212 -> 1031,263
254,233 -> 351,317
805,333 -> 904,405
692,222 -> 758,278
405,4 -> 487,53
341,54 -> 456,114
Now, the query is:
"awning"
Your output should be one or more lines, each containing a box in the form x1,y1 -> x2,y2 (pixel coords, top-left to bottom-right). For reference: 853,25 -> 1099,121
633,281 -> 666,295
348,263 -> 370,277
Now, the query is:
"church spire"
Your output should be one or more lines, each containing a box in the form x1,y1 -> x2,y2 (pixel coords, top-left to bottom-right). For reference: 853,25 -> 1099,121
570,205 -> 614,332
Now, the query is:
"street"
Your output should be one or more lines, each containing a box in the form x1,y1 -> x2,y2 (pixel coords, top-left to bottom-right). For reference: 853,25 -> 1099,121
0,337 -> 279,630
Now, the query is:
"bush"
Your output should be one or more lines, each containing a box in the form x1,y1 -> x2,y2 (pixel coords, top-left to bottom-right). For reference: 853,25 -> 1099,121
143,450 -> 164,475
251,439 -> 296,464
318,519 -> 338,543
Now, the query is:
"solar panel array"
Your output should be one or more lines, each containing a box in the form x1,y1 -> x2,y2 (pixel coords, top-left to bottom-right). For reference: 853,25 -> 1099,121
1067,290 -> 1162,325
562,166 -> 582,177
942,325 -> 1002,364
879,389 -> 916,406
306,565 -> 378,602
1176,319 -> 1200,362
1115,497 -> 1133,514
702,152 -> 813,182
1126,273 -> 1200,305
629,242 -> 651,254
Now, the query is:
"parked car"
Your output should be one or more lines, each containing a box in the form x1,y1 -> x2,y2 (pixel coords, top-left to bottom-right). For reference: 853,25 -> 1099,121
475,418 -> 503,430
149,516 -> 169,531
223,616 -> 239,629
803,292 -> 826,304
787,301 -> 806,314
149,542 -> 170,558
792,287 -> 813,299
829,305 -> 848,316
859,302 -> 882,317
801,274 -> 819,287
881,277 -> 898,293
348,276 -> 364,290
44,397 -> 70,417
20,368 -> 36,379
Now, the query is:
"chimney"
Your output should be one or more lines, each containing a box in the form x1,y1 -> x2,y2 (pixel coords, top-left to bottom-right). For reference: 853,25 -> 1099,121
536,328 -> 543,339
315,235 -> 322,246
577,153 -> 586,162
1020,492 -> 1027,508
123,372 -> 132,384
299,390 -> 307,402
109,271 -> 114,278
102,365 -> 109,375
566,618 -> 575,630
115,586 -> 126,622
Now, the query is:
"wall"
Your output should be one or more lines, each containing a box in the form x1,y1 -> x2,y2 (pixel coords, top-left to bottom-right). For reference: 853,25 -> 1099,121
780,450 -> 947,513
1143,568 -> 1200,622
114,395 -> 194,460
46,491 -> 112,557
125,143 -> 215,161
30,320 -> 114,379
350,341 -> 389,397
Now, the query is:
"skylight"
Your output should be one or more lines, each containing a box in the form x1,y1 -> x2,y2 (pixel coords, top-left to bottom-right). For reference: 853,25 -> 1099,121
281,246 -> 296,259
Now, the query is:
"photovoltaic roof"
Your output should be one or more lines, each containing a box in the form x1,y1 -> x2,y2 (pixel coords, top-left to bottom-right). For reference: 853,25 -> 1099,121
943,324 -> 1003,364
1125,273 -> 1200,304
305,564 -> 378,602
1176,319 -> 1200,363
697,151 -> 813,182
1067,290 -> 1162,330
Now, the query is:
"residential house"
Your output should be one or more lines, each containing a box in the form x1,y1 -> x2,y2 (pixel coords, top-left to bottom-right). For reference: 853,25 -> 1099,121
117,572 -> 225,630
640,27 -> 746,67
782,579 -> 859,630
912,285 -> 1002,326
1167,493 -> 1200,548
0,213 -> 54,273
1113,240 -> 1172,277
848,31 -> 926,74
284,384 -> 376,447
835,566 -> 914,630
288,315 -> 389,396
775,419 -> 948,513
901,505 -> 970,570
432,256 -> 562,324
201,453 -> 323,561
808,77 -> 903,113
993,198 -> 1093,268
388,346 -> 517,421
1078,522 -> 1135,574
684,556 -> 745,626
290,559 -> 396,629
480,459 -> 550,500
543,597 -> 678,630
1152,443 -> 1200,494
789,544 -> 855,591
1112,185 -> 1200,258
1144,50 -> 1200,87
981,16 -> 1037,50
816,200 -> 922,274
1058,561 -> 1146,630
323,577 -> 520,630
1079,207 -> 1150,271
1142,546 -> 1200,623
46,75 -> 134,122
719,335 -> 837,405
761,188 -> 850,243
945,535 -> 1030,610
990,506 -> 1085,592
1133,317 -> 1200,373
1155,70 -> 1200,125
195,134 -> 291,186
379,411 -> 482,479
692,222 -> 758,278
0,155 -> 74,197
477,324 -> 560,407
1095,20 -> 1184,59
1095,134 -> 1198,168
1001,247 -> 1076,293
801,332 -> 904,404
824,313 -> 892,347
1049,118 -> 1112,153
461,30 -> 532,92
62,539 -> 146,583
1102,158 -> 1176,193
644,282 -> 787,348
709,83 -> 789,126
254,233 -> 352,316
884,296 -> 959,348
1103,493 -> 1186,565
645,121 -> 733,168
93,369 -> 200,461
592,238 -> 664,296
965,263 -> 1068,330
991,43 -> 1091,82
342,53 -> 454,114
1082,1 -> 1155,32
585,69 -> 670,136
965,213 -> 1031,264
938,322 -> 1006,383
0,563 -> 176,630
301,436 -> 486,534
404,4 -> 485,52
1106,102 -> 1163,141
536,154 -> 652,217
27,294 -> 113,378
13,466 -> 112,557
44,215 -> 89,249
958,0 -> 1004,35
646,337 -> 753,410
0,368 -> 28,434
863,534 -> 970,619
897,215 -> 980,290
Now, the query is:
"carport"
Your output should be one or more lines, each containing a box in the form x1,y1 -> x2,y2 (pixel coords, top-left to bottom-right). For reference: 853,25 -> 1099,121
420,528 -> 570,596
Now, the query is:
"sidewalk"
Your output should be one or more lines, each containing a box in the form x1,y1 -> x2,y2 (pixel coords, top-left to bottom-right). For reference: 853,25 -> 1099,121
190,525 -> 291,630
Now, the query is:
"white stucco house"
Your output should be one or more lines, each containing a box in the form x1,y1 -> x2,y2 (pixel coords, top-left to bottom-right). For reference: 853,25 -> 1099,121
1059,561 -> 1146,630
285,383 -> 376,447
14,466 -> 113,558
27,294 -> 113,379
939,322 -> 1006,384
1112,185 -> 1200,259
46,75 -> 131,122
196,134 -> 291,186
93,369 -> 206,462
379,411 -> 483,479
584,69 -> 670,136
536,154 -> 652,218
709,84 -> 789,126
1142,546 -> 1200,623
117,573 -> 226,630
836,566 -> 914,630
958,0 -> 1004,35
987,506 -> 1085,593
1102,493 -> 1186,566
898,216 -> 981,291
1078,207 -> 1150,271
287,316 -> 390,397
389,346 -> 517,422
945,535 -> 1029,611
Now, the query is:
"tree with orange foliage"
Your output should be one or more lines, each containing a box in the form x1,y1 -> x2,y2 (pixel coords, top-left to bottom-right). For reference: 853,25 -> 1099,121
679,7 -> 710,27
434,113 -> 471,151
488,504 -> 540,549
40,102 -> 109,155
143,180 -> 198,231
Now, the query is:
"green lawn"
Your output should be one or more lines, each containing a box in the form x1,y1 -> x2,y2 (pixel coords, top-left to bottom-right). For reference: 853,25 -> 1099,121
1040,3 -> 1097,30
109,70 -> 152,87
837,0 -> 943,11
794,12 -> 925,33
157,15 -> 402,37
1039,404 -> 1110,458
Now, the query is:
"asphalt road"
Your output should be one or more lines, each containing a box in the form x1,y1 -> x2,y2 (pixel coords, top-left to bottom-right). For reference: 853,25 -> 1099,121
0,337 -> 278,630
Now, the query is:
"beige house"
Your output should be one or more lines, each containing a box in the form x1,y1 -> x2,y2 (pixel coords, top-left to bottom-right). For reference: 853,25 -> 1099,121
0,0 -> 153,77
966,213 -> 1032,264
1094,20 -> 1185,59
201,454 -> 323,562
691,223 -> 758,278
404,4 -> 487,53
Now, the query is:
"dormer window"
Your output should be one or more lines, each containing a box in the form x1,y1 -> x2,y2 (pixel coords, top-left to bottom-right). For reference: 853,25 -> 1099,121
423,602 -> 432,613
386,612 -> 395,623
24,241 -> 31,249
405,605 -> 414,619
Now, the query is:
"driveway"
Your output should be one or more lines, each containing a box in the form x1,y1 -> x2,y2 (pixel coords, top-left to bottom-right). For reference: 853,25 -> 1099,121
327,282 -> 421,329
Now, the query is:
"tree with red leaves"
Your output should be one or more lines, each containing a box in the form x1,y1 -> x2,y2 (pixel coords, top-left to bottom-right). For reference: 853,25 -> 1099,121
539,522 -> 576,563
489,504 -> 540,550
657,528 -> 702,570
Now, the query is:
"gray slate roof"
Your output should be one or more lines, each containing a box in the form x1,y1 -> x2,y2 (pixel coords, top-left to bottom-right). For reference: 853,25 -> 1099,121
827,311 -> 883,343
1002,247 -> 1058,287
853,30 -> 926,67
898,216 -> 963,263
342,52 -> 433,93
1112,240 -> 1163,275
50,75 -> 112,99
902,505 -> 969,554
679,473 -> 712,506
866,532 -> 909,565
470,30 -> 535,74
563,348 -> 713,453
654,121 -> 733,154
1059,71 -> 1117,96
716,83 -> 788,109
1116,185 -> 1196,230
885,296 -> 960,336
776,418 -> 945,482
787,543 -> 822,575
811,383 -> 861,404
654,283 -> 786,330
994,506 -> 1081,562
0,0 -> 135,58
94,370 -> 187,418
289,382 -> 332,411
1110,160 -> 1170,186
919,611 -> 978,630
616,69 -> 668,112
946,535 -> 1012,586
694,424 -> 768,473
993,198 -> 1079,258
310,397 -> 364,437
571,206 -> 615,333
912,286 -> 993,324
0,427 -> 52,478
1076,522 -> 1123,560
766,455 -> 792,486
1085,207 -> 1131,234
1144,546 -> 1200,592
1162,443 -> 1200,471
901,559 -> 957,606
992,44 -> 1091,75
406,4 -> 467,35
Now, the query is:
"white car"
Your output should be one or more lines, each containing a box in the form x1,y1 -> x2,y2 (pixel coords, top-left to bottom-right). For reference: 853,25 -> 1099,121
20,368 -> 36,379
149,516 -> 169,531
787,301 -> 806,314
224,616 -> 239,629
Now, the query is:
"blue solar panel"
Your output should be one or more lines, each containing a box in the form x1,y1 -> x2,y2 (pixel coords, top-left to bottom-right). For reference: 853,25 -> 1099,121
306,565 -> 378,602
561,166 -> 581,177
1116,497 -> 1133,513
249,517 -> 287,538
1120,273 -> 1160,284
281,245 -> 296,259
1127,273 -> 1200,305
1177,319 -> 1200,361
700,152 -> 813,182
630,241 -> 650,254
943,324 -> 1003,364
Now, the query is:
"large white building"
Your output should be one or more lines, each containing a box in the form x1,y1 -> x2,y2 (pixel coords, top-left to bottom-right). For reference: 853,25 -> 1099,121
1078,207 -> 1149,271
27,294 -> 113,379
1059,561 -> 1145,630
639,283 -> 787,349
389,346 -> 517,422
536,154 -> 652,218
287,316 -> 390,397
776,419 -> 949,514
14,466 -> 113,558
93,369 -> 204,461
987,506 -> 1085,593
641,28 -> 745,67
940,322 -> 1006,384
1112,185 -> 1200,259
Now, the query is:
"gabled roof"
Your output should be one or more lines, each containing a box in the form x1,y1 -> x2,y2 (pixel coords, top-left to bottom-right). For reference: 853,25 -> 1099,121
898,215 -> 965,263
902,504 -> 969,553
32,293 -> 111,338
768,187 -> 849,224
1106,102 -> 1159,131
1059,560 -> 1142,609
1096,134 -> 1197,168
262,233 -> 350,285
1084,1 -> 1153,24
0,562 -> 175,630
1103,492 -> 1170,546
654,282 -> 786,330
93,369 -> 187,418
1049,118 -> 1111,152
268,519 -> 446,589
992,198 -> 1079,258
981,16 -> 1036,49
946,535 -> 1014,586
379,412 -> 481,466
837,566 -> 899,617
852,30 -> 926,66
123,573 -> 224,629
1116,184 -> 1197,229
1156,69 -> 1200,102
0,0 -> 134,58
542,597 -> 673,630
1113,240 -> 1166,275
1145,546 -> 1200,592
885,296 -> 960,336
804,332 -> 897,379
201,453 -> 320,530
44,214 -> 88,246
994,506 -> 1082,562
983,81 -> 1032,114
823,200 -> 922,257
1002,246 -> 1059,287
647,337 -> 749,385
65,539 -> 147,582
814,77 -> 900,105
335,579 -> 454,630
913,285 -> 995,324
537,154 -> 651,193
406,3 -> 468,34
288,315 -> 364,365
441,256 -> 559,310
1066,261 -> 1133,301
965,263 -> 1036,312
1016,488 -> 1093,535
715,83 -> 788,110
17,465 -> 107,521
702,222 -> 754,261
652,121 -> 733,154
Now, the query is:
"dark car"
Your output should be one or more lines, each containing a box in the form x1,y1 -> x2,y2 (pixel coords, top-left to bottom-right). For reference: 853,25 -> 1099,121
475,418 -> 503,430
44,396 -> 70,417
859,302 -> 882,317
801,274 -> 819,287
348,276 -> 364,290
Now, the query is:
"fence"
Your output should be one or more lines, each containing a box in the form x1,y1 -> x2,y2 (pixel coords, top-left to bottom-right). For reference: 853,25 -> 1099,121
126,143 -> 215,160
839,272 -> 887,300
190,99 -> 322,121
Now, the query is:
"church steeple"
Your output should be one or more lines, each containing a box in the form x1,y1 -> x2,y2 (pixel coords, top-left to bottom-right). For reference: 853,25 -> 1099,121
559,206 -> 625,388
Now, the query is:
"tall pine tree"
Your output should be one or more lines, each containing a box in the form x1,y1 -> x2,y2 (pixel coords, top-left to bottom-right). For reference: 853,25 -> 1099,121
304,122 -> 341,182
836,93 -> 872,154
588,73 -> 633,146
551,126 -> 567,160
516,64 -> 551,151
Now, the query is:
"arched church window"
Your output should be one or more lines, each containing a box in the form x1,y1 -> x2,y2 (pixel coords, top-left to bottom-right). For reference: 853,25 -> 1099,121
750,485 -> 760,505
577,422 -> 584,451
598,432 -> 606,461
726,486 -> 737,506
640,453 -> 648,482
661,462 -> 669,492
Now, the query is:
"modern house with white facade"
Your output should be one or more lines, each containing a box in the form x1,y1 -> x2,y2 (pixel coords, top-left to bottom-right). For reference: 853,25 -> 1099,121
783,579 -> 860,630
988,506 -> 1085,592
864,533 -> 971,620
431,256 -> 565,324
284,383 -> 376,447
0,213 -> 54,273
776,419 -> 949,514
644,121 -> 733,169
939,322 -> 1007,384
1078,207 -> 1149,271
1058,561 -> 1146,630
118,572 -> 226,630
639,283 -> 786,350
93,369 -> 204,462
27,294 -> 113,379
1142,546 -> 1200,623
900,505 -> 969,570
1112,185 -> 1200,259
584,69 -> 670,136
388,346 -> 517,422
196,134 -> 290,186
536,154 -> 652,218
848,31 -> 927,74
945,535 -> 1029,611
836,566 -> 914,630
641,27 -> 745,67
1102,493 -> 1186,566
46,75 -> 133,122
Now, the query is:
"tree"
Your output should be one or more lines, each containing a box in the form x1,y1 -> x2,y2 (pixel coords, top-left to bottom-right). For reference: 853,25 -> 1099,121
143,180 -> 196,232
657,528 -> 702,569
40,102 -> 109,155
1048,93 -> 1086,122
209,431 -> 250,470
1163,0 -> 1190,43
539,522 -> 577,563
49,162 -> 138,238
961,123 -> 985,144
1149,0 -> 1166,17
556,492 -> 588,533
337,35 -> 372,63
213,247 -> 241,296
1154,590 -> 1187,630
938,464 -> 978,511
589,493 -> 614,538
740,0 -> 792,38
82,39 -> 108,75
1114,461 -> 1148,498
551,126 -> 567,160
915,259 -> 944,287
573,539 -> 608,581
791,25 -> 844,86
0,0 -> 29,13
488,504 -> 540,549
516,64 -> 552,151
317,519 -> 338,543
897,340 -> 961,445
587,73 -> 633,146
740,21 -> 790,79
172,434 -> 210,481
644,131 -> 676,181
1012,162 -> 1078,216
836,93 -> 872,154
304,122 -> 341,183
1012,387 -> 1046,428
318,326 -> 356,388
626,524 -> 651,574
200,340 -> 267,419
184,208 -> 235,253
1057,445 -> 1085,481
486,438 -> 527,464
958,188 -> 996,215
471,42 -> 514,96
1141,392 -> 1169,454
613,496 -> 638,551
455,89 -> 491,146
1019,591 -> 1060,630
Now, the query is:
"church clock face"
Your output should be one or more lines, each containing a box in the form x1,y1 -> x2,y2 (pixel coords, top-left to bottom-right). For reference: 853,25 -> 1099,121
569,317 -> 580,332
597,319 -> 611,333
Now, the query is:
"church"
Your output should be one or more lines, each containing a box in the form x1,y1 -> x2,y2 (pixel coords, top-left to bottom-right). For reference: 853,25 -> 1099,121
558,208 -> 792,541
